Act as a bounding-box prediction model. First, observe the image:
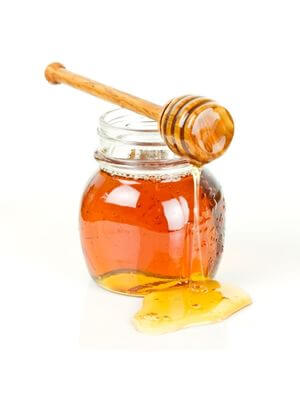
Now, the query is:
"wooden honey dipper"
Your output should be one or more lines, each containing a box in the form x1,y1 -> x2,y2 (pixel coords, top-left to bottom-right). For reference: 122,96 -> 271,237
45,63 -> 234,165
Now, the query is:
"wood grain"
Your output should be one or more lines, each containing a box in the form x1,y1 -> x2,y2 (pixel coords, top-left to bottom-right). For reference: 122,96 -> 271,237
159,96 -> 234,165
45,63 -> 161,121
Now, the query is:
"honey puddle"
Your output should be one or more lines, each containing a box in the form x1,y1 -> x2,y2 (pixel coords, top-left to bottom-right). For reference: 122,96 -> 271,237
133,167 -> 251,334
133,279 -> 251,334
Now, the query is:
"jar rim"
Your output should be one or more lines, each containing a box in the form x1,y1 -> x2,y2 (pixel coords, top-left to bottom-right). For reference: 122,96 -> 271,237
96,108 -> 192,178
98,108 -> 165,147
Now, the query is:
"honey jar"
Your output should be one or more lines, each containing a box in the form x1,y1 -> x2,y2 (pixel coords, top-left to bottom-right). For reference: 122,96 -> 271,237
80,109 -> 225,296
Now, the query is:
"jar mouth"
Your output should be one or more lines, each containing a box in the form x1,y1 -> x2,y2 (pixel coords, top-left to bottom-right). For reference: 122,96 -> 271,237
96,108 -> 191,178
98,108 -> 165,147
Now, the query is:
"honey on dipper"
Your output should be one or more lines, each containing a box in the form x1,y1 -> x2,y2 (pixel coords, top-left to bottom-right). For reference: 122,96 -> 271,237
45,63 -> 251,334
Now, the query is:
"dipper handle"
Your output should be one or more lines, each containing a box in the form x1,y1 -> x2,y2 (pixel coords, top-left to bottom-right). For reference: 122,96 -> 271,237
45,63 -> 161,121
45,63 -> 234,165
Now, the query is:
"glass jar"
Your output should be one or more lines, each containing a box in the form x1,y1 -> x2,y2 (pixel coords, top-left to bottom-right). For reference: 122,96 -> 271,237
80,109 -> 225,296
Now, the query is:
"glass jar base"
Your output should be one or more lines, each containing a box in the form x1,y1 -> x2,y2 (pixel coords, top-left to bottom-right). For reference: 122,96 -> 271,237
93,271 -> 187,297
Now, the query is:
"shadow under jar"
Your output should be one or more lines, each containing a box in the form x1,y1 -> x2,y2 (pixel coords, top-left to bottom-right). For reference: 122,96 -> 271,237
80,109 -> 225,296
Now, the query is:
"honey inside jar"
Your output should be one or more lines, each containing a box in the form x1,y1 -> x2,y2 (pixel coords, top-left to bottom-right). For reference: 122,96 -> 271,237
80,168 -> 225,295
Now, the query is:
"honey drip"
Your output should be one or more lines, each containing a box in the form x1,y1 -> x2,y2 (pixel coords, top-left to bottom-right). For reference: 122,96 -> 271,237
133,167 -> 251,334
190,166 -> 204,286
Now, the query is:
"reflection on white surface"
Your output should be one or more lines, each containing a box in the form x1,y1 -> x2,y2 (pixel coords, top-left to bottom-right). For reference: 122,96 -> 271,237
162,198 -> 186,231
178,196 -> 189,224
79,280 -> 228,349
167,229 -> 186,263
118,179 -> 140,186
105,185 -> 140,208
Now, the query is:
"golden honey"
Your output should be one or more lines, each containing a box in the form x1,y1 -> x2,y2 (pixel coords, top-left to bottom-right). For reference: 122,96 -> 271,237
134,279 -> 251,334
80,169 -> 225,295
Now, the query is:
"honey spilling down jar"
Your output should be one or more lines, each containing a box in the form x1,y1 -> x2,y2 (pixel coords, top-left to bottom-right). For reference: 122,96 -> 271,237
80,109 -> 225,296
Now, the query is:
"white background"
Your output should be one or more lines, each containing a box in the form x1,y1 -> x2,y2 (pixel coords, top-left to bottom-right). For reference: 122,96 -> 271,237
1,0 -> 299,398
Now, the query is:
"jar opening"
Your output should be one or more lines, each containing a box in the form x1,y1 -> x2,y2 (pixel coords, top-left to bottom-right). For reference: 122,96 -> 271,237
99,108 -> 164,146
95,108 -> 191,179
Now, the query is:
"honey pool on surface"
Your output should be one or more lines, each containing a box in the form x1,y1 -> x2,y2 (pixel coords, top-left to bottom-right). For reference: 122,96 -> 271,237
98,271 -> 251,334
133,279 -> 251,334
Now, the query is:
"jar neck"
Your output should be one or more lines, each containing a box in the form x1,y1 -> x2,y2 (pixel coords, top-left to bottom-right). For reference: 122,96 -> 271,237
95,109 -> 192,180
95,150 -> 192,181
